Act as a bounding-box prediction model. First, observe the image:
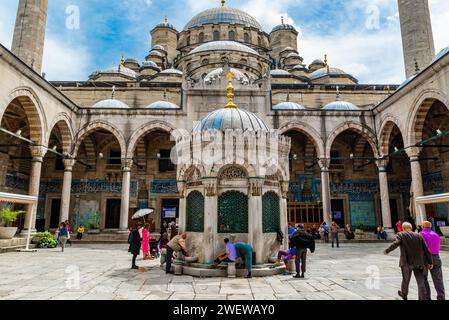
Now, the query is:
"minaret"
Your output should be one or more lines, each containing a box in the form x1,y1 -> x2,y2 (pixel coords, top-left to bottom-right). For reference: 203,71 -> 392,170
11,0 -> 48,74
398,0 -> 435,79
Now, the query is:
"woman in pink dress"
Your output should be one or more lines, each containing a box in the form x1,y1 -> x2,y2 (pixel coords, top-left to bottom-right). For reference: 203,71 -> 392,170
141,223 -> 150,260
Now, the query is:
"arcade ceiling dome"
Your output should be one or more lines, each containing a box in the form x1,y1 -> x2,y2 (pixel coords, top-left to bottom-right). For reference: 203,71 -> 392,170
183,7 -> 263,31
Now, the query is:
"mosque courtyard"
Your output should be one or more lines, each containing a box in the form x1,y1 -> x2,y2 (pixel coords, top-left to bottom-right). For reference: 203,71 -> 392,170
0,243 -> 448,301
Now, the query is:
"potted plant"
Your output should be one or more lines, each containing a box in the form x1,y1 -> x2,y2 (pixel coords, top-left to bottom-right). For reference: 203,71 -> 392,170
0,208 -> 25,239
355,224 -> 365,240
440,217 -> 449,238
88,212 -> 100,234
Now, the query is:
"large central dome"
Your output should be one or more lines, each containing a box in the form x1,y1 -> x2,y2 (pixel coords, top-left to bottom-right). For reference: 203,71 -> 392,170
183,7 -> 263,31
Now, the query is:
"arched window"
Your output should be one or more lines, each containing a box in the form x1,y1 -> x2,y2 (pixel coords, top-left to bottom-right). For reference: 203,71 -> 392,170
262,191 -> 280,233
229,30 -> 235,41
198,32 -> 204,43
218,191 -> 248,233
186,191 -> 205,232
244,33 -> 250,43
186,36 -> 191,46
213,30 -> 220,41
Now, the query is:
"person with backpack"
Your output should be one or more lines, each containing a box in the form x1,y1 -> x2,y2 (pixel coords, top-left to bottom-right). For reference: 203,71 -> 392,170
290,224 -> 315,279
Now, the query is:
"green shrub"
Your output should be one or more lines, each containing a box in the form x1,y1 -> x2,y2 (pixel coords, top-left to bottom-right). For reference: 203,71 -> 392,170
36,231 -> 57,249
88,212 -> 99,230
356,224 -> 365,231
0,208 -> 25,227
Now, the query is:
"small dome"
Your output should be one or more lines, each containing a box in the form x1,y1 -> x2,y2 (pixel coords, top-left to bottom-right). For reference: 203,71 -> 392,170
153,20 -> 177,32
273,102 -> 305,110
204,68 -> 250,85
271,24 -> 297,34
125,58 -> 139,64
91,65 -> 138,79
146,101 -> 180,109
432,46 -> 449,63
141,61 -> 159,68
183,7 -> 262,31
323,101 -> 359,111
270,69 -> 291,76
93,99 -> 130,109
280,47 -> 297,53
160,68 -> 183,75
286,52 -> 301,59
190,41 -> 259,55
292,64 -> 307,71
194,108 -> 269,132
310,59 -> 325,65
152,44 -> 166,52
148,50 -> 164,57
309,67 -> 351,80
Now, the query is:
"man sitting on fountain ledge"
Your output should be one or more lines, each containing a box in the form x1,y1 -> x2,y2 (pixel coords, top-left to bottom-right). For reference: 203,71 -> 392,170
165,232 -> 189,274
213,238 -> 237,267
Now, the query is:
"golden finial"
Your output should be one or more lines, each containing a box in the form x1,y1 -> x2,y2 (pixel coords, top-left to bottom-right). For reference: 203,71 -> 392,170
281,16 -> 284,25
221,0 -> 225,7
120,53 -> 125,67
224,72 -> 237,109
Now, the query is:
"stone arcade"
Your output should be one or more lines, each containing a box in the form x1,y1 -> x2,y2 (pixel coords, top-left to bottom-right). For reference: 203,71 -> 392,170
1,0 -> 449,248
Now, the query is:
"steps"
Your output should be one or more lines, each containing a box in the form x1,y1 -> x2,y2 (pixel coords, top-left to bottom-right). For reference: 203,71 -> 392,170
0,237 -> 27,253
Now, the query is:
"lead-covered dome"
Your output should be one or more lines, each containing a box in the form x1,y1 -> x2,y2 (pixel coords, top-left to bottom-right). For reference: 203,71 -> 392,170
323,100 -> 359,111
184,7 -> 262,31
204,67 -> 250,85
190,41 -> 259,55
146,101 -> 180,109
93,99 -> 130,109
273,102 -> 305,110
194,108 -> 269,132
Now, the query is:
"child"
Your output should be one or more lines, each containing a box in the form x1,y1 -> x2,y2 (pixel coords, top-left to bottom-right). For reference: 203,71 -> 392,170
76,225 -> 85,240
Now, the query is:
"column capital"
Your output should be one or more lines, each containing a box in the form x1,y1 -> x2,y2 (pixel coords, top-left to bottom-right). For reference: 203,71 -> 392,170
375,159 -> 389,171
202,177 -> 218,197
29,145 -> 46,160
121,158 -> 133,171
63,159 -> 76,171
280,180 -> 290,199
318,158 -> 330,171
248,177 -> 263,197
406,146 -> 422,161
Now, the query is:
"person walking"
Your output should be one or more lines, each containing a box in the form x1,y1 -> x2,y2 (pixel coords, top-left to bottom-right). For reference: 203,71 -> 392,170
420,221 -> 445,300
320,222 -> 330,243
165,233 -> 189,274
331,221 -> 340,248
141,223 -> 150,260
128,223 -> 142,270
158,232 -> 169,267
234,242 -> 254,279
384,222 -> 433,300
290,224 -> 315,279
58,222 -> 69,252
65,220 -> 73,247
395,220 -> 403,233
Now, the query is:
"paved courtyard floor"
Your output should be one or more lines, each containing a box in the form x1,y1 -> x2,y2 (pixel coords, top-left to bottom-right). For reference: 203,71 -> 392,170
0,243 -> 448,300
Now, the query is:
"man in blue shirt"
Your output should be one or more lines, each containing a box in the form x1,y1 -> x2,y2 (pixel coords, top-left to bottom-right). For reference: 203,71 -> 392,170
214,238 -> 237,266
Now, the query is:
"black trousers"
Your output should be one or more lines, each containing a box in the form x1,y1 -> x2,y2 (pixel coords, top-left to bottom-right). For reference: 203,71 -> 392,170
132,254 -> 138,267
165,246 -> 174,273
401,266 -> 427,300
295,249 -> 307,274
424,255 -> 446,300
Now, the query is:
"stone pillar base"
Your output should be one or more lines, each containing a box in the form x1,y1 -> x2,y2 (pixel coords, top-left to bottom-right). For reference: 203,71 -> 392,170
18,229 -> 38,237
385,228 -> 396,240
227,263 -> 236,278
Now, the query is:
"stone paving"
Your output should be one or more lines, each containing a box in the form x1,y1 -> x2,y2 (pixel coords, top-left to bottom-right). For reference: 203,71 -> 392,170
0,243 -> 448,300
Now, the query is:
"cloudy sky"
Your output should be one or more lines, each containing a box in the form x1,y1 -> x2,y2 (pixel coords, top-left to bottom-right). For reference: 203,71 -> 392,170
0,0 -> 448,83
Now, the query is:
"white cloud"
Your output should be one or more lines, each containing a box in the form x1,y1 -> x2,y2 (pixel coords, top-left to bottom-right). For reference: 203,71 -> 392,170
42,38 -> 90,81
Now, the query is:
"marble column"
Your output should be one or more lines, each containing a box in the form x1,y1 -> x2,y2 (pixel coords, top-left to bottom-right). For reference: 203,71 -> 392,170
248,178 -> 263,264
376,159 -> 394,234
280,181 -> 289,251
119,159 -> 132,232
203,178 -> 218,264
407,147 -> 426,225
21,146 -> 46,235
59,159 -> 76,223
177,181 -> 186,233
319,159 -> 332,225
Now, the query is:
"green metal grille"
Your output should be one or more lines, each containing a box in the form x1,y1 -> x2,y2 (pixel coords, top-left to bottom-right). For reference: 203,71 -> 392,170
262,191 -> 280,233
186,191 -> 205,232
218,191 -> 248,233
